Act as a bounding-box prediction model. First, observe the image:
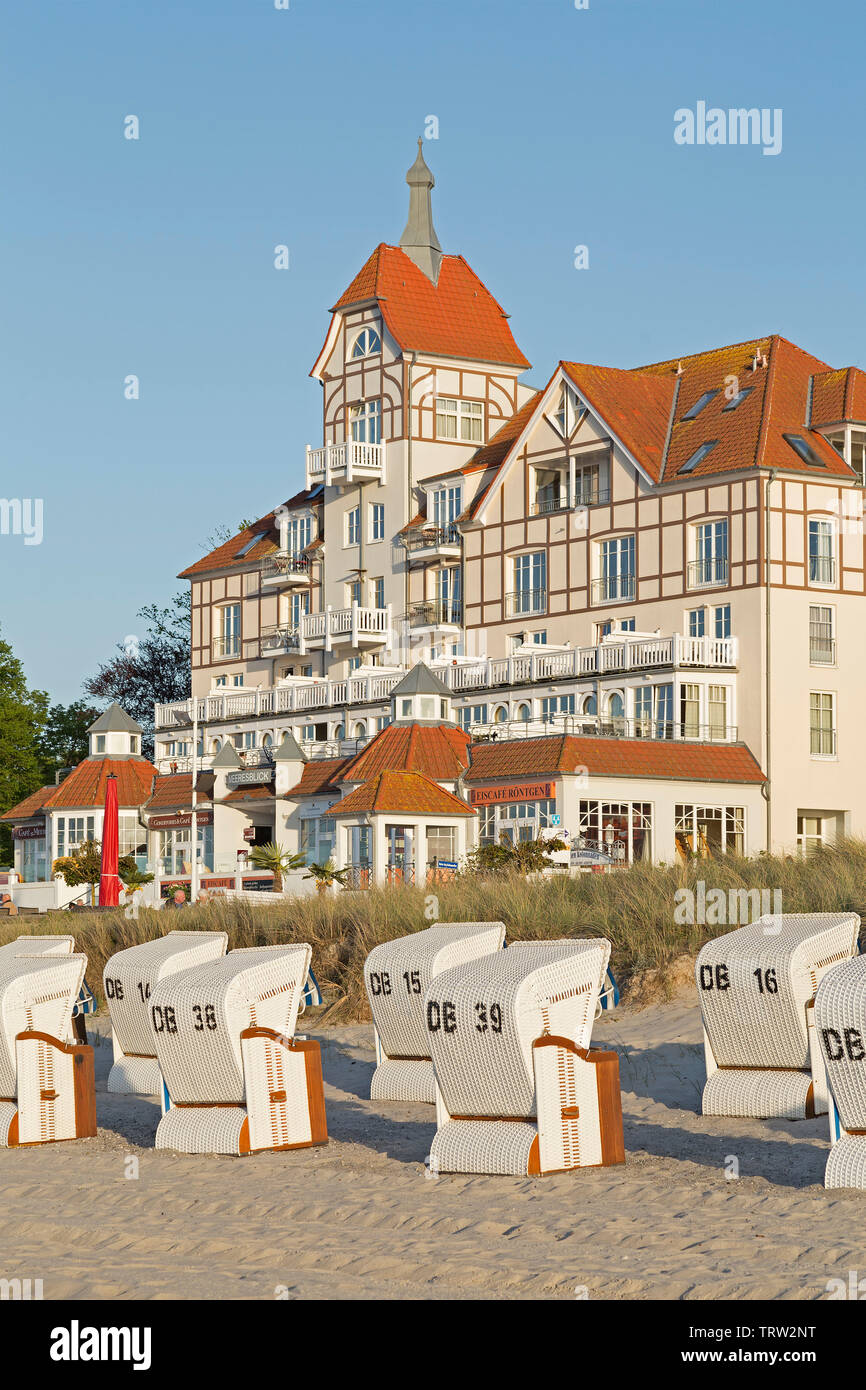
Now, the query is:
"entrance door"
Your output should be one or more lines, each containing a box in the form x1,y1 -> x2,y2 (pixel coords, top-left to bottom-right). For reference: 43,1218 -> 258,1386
386,825 -> 414,884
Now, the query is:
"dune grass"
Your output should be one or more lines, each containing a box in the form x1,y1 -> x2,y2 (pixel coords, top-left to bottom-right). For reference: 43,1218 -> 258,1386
6,840 -> 866,1021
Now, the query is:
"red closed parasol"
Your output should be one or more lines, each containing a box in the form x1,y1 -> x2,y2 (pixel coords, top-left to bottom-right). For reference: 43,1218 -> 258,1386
99,773 -> 120,907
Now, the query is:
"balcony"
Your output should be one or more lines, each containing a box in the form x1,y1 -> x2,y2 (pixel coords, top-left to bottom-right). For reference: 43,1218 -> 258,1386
468,714 -> 740,744
531,489 -> 610,515
260,553 -> 311,587
591,575 -> 635,606
505,588 -> 547,618
687,557 -> 728,591
300,604 -> 390,652
401,525 -> 462,565
260,624 -> 301,657
305,439 -> 384,489
408,599 -> 463,630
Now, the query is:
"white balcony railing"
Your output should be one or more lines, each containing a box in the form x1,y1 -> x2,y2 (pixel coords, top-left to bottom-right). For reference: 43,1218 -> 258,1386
305,439 -> 385,488
298,604 -> 390,653
155,632 -> 737,729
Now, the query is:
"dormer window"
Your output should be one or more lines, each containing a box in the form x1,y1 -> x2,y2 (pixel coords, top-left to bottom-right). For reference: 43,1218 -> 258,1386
551,383 -> 583,438
350,327 -> 381,359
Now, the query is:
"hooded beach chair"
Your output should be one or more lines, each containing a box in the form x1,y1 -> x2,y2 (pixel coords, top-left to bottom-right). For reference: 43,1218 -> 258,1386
103,931 -> 229,1095
0,949 -> 95,1147
364,922 -> 506,1103
152,944 -> 327,1155
696,912 -> 860,1120
426,938 -> 624,1176
813,955 -> 866,1188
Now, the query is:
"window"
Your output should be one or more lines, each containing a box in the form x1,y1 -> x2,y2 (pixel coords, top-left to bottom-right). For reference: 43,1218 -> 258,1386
533,468 -> 566,514
678,440 -> 719,475
235,532 -> 266,558
130,736 -> 139,754
797,815 -> 827,855
675,805 -> 744,857
682,390 -> 720,420
851,437 -> 866,486
551,383 -> 582,437
723,387 -> 753,412
687,608 -> 705,638
808,518 -> 835,584
714,604 -> 731,639
708,685 -> 728,740
634,686 -> 653,734
285,514 -> 312,556
350,326 -> 381,358
426,826 -> 456,866
215,604 -> 240,658
577,801 -> 652,864
431,485 -> 462,535
493,705 -> 508,724
680,683 -> 700,738
809,605 -> 835,665
541,694 -> 574,723
691,520 -> 728,588
215,675 -> 227,687
56,816 -> 95,859
346,507 -> 360,546
158,823 -> 213,876
574,460 -> 605,506
496,798 -> 558,845
784,433 -> 826,468
370,503 -> 385,542
515,702 -> 531,722
232,674 -> 243,687
349,399 -> 381,444
435,566 -> 461,622
347,579 -> 362,607
118,815 -> 146,860
596,536 -> 635,603
810,691 -> 836,757
95,735 -> 106,753
458,703 -> 488,730
509,552 -> 546,615
532,630 -> 548,644
435,398 -> 483,443
371,577 -> 385,609
289,591 -> 309,629
348,655 -> 362,673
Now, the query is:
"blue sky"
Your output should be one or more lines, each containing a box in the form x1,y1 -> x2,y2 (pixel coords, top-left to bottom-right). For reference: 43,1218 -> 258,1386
2,0 -> 863,701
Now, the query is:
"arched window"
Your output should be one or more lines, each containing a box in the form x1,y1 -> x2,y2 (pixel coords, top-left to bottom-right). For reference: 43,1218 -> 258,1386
582,694 -> 597,716
607,693 -> 624,719
351,327 -> 381,359
353,721 -> 367,738
516,702 -> 531,722
262,733 -> 273,749
493,705 -> 508,724
334,723 -> 345,740
210,738 -> 221,754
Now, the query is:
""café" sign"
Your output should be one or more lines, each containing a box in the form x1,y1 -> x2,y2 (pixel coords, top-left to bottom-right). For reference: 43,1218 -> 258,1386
468,781 -> 555,807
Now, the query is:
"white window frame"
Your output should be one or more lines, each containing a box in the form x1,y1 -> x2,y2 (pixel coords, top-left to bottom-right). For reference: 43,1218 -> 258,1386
350,325 -> 381,359
345,506 -> 360,547
435,398 -> 484,443
369,502 -> 385,543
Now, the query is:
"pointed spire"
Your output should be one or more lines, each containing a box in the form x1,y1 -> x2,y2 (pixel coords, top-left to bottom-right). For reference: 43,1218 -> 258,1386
399,138 -> 442,283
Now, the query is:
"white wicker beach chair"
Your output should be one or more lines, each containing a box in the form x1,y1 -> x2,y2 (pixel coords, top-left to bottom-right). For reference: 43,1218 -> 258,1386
812,955 -> 866,1188
426,939 -> 623,1176
0,935 -> 75,959
364,922 -> 506,1103
696,912 -> 860,1120
152,945 -> 327,1155
0,951 -> 95,1147
103,931 -> 229,1095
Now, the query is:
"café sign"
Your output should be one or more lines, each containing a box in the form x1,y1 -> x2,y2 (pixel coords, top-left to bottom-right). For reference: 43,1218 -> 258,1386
12,822 -> 46,841
468,781 -> 555,807
149,812 -> 214,830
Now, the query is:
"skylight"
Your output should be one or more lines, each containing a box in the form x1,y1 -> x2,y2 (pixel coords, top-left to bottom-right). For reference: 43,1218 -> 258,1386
235,533 -> 266,557
722,387 -> 753,412
682,389 -> 720,420
678,440 -> 720,475
783,434 -> 827,468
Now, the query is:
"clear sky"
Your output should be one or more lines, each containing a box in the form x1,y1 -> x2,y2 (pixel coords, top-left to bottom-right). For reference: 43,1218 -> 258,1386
2,0 -> 863,702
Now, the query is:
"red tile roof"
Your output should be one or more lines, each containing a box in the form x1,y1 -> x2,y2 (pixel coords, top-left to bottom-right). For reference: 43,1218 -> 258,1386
340,722 -> 470,783
178,487 -> 322,580
333,770 -> 476,817
286,757 -> 350,798
562,362 -> 676,484
325,244 -> 530,369
811,366 -> 866,427
221,784 -> 275,804
146,773 -> 213,811
2,759 -> 157,818
464,735 -> 765,785
0,785 -> 56,822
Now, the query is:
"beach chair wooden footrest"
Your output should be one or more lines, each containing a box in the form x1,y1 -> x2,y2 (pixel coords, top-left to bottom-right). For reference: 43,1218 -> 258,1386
108,1056 -> 163,1097
241,1030 -> 327,1152
12,1034 -> 96,1145
824,1135 -> 866,1190
371,1059 -> 435,1104
155,1105 -> 250,1154
701,1067 -> 815,1119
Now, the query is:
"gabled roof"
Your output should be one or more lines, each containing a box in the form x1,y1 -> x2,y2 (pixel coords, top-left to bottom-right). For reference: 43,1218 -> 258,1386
287,757 -> 350,798
811,366 -> 866,427
178,486 -> 322,580
211,742 -> 243,769
389,663 -> 451,698
339,722 -> 470,783
332,770 -> 476,817
464,735 -> 765,785
87,703 -> 142,735
2,758 -> 157,818
316,244 -> 530,372
145,772 -> 214,811
273,731 -> 306,762
561,361 -> 676,484
420,391 -> 545,522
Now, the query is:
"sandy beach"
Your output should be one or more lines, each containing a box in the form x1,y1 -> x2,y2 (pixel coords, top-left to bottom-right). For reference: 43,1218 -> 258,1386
0,981 -> 863,1301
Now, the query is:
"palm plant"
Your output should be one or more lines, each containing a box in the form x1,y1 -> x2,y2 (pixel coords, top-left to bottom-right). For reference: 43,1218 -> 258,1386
304,858 -> 350,894
249,842 -> 307,892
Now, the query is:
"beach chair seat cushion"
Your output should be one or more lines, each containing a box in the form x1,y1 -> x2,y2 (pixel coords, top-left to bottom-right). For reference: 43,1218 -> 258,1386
701,1067 -> 815,1120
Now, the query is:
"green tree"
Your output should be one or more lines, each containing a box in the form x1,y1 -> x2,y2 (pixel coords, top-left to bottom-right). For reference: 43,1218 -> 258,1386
0,630 -> 49,862
38,700 -> 100,782
83,592 -> 191,756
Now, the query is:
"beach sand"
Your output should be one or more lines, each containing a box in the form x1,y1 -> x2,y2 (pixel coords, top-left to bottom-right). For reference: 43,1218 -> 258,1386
1,983 -> 863,1301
